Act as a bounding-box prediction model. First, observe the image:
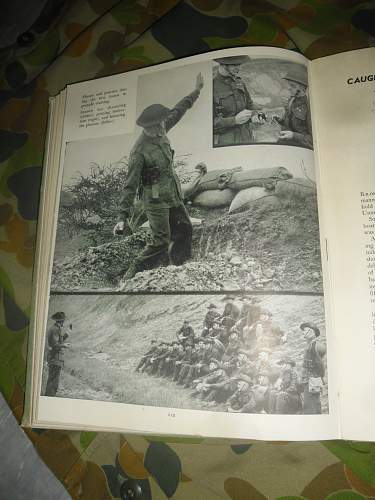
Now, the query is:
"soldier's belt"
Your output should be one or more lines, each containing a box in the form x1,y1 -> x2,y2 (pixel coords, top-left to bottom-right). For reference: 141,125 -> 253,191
142,166 -> 160,199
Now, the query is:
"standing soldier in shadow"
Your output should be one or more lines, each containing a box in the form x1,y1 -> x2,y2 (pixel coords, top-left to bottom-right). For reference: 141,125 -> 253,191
213,55 -> 265,146
276,68 -> 313,149
113,73 -> 204,279
45,312 -> 71,397
300,322 -> 325,414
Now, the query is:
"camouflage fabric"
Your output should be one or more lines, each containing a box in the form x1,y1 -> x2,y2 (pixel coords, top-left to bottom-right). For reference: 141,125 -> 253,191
1,0 -> 375,498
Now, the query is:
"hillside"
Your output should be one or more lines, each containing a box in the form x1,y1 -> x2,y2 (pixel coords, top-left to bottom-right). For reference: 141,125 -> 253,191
45,293 -> 328,413
51,196 -> 323,292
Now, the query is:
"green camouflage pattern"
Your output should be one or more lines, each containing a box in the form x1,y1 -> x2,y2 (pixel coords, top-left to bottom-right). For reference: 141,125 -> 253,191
1,0 -> 375,497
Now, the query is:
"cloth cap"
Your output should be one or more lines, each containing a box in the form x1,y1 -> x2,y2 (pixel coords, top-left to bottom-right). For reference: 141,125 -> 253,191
283,69 -> 308,87
208,303 -> 217,309
51,311 -> 66,321
300,322 -> 320,336
136,104 -> 171,127
214,55 -> 251,65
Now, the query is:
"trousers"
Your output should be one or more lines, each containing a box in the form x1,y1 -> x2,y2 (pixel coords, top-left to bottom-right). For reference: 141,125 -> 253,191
45,364 -> 62,397
302,384 -> 321,414
135,204 -> 192,270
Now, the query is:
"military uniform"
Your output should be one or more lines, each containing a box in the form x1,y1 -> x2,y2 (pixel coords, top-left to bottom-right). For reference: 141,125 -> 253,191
269,364 -> 301,414
227,378 -> 256,413
222,336 -> 241,362
176,346 -> 198,384
202,305 -> 221,336
119,89 -> 201,274
254,318 -> 284,349
213,72 -> 255,146
157,344 -> 182,377
277,68 -> 312,149
176,323 -> 195,344
184,342 -> 222,386
135,343 -> 158,372
144,344 -> 168,374
222,302 -> 240,322
45,321 -> 68,397
301,337 -> 325,414
278,94 -> 312,149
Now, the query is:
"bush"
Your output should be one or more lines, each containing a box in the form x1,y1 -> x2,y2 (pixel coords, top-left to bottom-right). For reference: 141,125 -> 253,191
59,156 -> 193,246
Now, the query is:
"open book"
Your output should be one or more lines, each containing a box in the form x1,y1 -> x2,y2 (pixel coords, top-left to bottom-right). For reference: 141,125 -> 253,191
24,46 -> 375,441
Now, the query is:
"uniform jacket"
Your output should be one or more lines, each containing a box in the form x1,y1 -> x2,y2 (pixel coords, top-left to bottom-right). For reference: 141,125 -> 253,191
47,323 -> 67,367
280,93 -> 312,149
280,367 -> 299,394
118,90 -> 200,220
177,325 -> 195,342
203,309 -> 221,330
301,338 -> 325,382
222,302 -> 240,321
213,72 -> 255,145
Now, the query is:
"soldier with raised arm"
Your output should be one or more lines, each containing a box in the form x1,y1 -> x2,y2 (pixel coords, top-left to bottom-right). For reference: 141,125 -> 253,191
114,73 -> 204,279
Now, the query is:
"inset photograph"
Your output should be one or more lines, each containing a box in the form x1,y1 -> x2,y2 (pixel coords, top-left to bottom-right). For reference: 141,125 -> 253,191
42,293 -> 328,415
213,56 -> 312,149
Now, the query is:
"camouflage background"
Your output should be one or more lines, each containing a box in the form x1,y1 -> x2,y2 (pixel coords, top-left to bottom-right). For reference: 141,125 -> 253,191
1,0 -> 375,498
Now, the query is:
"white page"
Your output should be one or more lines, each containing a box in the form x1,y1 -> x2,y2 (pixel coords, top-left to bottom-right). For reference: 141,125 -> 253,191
310,47 -> 375,440
31,46 -> 339,440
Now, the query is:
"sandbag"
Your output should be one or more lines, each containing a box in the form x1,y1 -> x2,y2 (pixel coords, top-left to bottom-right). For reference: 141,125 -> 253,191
194,167 -> 242,194
227,166 -> 292,191
275,178 -> 316,200
229,187 -> 276,214
192,189 -> 236,208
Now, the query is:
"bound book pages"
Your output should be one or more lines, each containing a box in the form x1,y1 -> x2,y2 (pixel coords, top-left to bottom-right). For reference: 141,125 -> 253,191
23,45 -> 375,441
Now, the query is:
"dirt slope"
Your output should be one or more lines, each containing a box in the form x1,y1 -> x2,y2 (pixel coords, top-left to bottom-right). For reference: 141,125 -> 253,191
52,196 -> 323,292
46,294 -> 328,413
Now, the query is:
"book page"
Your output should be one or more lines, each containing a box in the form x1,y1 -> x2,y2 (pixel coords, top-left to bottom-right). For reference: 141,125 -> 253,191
30,46 -> 339,440
310,47 -> 375,440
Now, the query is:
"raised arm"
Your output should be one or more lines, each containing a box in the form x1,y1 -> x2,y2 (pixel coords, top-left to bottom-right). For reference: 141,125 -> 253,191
165,73 -> 204,132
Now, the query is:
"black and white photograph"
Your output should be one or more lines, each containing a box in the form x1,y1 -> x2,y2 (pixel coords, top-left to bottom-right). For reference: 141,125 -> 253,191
213,56 -> 312,149
42,293 -> 328,415
51,60 -> 321,293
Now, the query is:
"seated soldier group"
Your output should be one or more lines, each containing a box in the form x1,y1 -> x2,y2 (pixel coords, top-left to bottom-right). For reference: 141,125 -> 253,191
135,297 -> 324,414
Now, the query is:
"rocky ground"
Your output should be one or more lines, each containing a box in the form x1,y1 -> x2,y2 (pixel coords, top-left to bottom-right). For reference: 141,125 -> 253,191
52,196 -> 323,292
